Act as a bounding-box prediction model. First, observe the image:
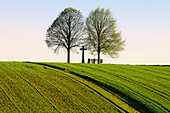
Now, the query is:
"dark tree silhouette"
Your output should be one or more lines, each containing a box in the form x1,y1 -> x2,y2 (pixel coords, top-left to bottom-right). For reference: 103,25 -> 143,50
85,8 -> 125,64
46,7 -> 84,63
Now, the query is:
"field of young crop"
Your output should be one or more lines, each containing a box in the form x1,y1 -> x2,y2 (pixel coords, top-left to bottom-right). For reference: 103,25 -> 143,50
0,62 -> 139,113
41,63 -> 170,113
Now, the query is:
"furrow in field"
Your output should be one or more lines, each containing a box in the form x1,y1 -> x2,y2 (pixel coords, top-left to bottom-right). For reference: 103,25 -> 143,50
113,65 -> 170,97
136,65 -> 170,76
53,69 -> 128,113
20,65 -> 89,113
146,65 -> 170,73
117,65 -> 170,83
93,64 -> 170,111
0,85 -> 21,112
96,64 -> 170,97
109,65 -> 170,90
29,65 -> 104,112
1,63 -> 85,112
14,62 -> 120,112
54,63 -> 169,113
75,64 -> 170,112
136,66 -> 170,80
40,63 -> 150,113
141,67 -> 170,77
0,66 -> 59,112
31,62 -> 137,113
2,66 -> 61,113
0,67 -> 34,112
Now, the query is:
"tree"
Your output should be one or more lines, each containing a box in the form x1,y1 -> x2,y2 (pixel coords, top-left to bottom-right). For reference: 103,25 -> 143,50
46,7 -> 84,63
85,8 -> 125,64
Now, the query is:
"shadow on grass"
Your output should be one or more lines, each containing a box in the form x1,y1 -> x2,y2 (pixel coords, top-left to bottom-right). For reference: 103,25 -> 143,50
27,62 -> 152,113
70,71 -> 153,113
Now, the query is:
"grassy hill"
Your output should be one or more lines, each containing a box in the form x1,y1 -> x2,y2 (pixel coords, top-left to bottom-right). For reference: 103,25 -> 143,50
0,62 -> 137,113
0,62 -> 170,113
39,62 -> 170,113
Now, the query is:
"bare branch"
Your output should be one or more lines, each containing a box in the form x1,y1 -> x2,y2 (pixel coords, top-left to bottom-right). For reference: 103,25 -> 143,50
46,7 -> 84,63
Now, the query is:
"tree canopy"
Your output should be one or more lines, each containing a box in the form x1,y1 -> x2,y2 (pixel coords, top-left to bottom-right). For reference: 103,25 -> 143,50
46,7 -> 84,63
85,8 -> 125,64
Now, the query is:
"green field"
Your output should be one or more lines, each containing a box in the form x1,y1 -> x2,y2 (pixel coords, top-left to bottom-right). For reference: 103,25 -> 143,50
0,62 -> 170,113
0,62 -> 137,113
41,62 -> 170,113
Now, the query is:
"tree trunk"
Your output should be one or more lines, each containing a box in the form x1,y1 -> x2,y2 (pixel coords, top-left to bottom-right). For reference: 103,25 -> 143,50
98,37 -> 100,64
67,48 -> 70,63
98,47 -> 100,64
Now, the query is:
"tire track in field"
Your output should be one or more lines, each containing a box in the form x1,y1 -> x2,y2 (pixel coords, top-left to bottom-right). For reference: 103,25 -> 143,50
28,63 -> 120,113
60,63 -> 169,113
135,66 -> 170,80
25,68 -> 87,113
52,63 -> 152,112
77,63 -> 170,100
52,69 -> 129,113
114,65 -> 170,90
33,63 -> 137,113
147,66 -> 170,73
2,66 -> 61,113
98,64 -> 170,98
111,65 -> 170,98
115,66 -> 170,88
76,64 -> 170,112
0,85 -> 21,112
2,64 -> 87,113
93,65 -> 170,112
0,68 -> 43,112
119,65 -> 170,80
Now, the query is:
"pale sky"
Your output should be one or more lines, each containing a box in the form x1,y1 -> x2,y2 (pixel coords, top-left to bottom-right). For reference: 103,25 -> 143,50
0,0 -> 170,64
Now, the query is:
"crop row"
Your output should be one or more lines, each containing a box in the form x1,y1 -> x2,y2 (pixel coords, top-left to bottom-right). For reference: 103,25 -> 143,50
44,63 -> 170,113
0,62 -> 121,112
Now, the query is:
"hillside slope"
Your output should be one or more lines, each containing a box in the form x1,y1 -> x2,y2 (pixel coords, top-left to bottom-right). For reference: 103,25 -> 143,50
0,62 -> 137,113
41,63 -> 170,113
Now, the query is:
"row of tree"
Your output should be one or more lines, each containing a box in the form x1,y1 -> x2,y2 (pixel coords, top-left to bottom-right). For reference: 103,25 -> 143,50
46,7 -> 125,64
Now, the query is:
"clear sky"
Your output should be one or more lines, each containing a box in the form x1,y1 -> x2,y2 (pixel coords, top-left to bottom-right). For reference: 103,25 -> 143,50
0,0 -> 170,64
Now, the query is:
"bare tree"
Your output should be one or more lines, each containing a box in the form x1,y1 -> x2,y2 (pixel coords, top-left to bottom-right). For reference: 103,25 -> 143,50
46,7 -> 84,63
